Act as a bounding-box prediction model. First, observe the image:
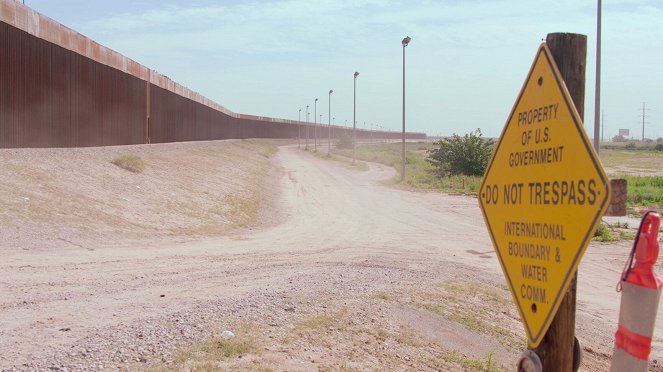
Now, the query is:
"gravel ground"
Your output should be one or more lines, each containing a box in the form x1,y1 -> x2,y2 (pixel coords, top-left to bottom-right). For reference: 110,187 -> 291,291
1,140 -> 658,371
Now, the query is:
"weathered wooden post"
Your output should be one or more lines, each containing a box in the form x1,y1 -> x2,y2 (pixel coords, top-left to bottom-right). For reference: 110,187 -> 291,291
531,32 -> 587,372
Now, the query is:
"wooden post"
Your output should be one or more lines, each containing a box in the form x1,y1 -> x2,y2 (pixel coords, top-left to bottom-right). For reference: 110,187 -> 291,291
533,32 -> 587,371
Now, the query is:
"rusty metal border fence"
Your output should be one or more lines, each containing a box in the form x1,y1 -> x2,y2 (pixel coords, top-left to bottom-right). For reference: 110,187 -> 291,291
1,9 -> 425,148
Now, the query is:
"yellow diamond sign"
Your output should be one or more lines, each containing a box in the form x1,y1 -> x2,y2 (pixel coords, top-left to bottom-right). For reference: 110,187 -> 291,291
478,43 -> 610,348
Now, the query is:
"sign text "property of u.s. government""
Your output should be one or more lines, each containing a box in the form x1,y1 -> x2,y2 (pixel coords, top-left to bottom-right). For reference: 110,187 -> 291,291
478,43 -> 610,348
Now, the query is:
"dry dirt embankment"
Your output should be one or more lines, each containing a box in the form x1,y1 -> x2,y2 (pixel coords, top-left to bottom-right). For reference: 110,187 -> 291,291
0,141 -> 644,371
0,140 -> 281,251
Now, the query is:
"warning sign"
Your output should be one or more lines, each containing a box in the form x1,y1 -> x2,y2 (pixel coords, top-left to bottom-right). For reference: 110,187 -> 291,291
478,43 -> 610,348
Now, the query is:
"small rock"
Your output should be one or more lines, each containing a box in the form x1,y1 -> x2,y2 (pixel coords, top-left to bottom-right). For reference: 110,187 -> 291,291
221,330 -> 235,339
160,294 -> 165,297
59,328 -> 71,332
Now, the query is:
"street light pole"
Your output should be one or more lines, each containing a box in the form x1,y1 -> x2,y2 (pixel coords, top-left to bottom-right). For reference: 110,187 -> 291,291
353,71 -> 359,164
298,109 -> 302,149
306,105 -> 310,149
401,36 -> 411,182
314,98 -> 318,152
332,116 -> 336,143
328,89 -> 333,155
594,0 -> 602,153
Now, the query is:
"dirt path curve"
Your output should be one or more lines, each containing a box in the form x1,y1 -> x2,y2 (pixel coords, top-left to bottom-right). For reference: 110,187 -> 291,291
0,144 -> 660,370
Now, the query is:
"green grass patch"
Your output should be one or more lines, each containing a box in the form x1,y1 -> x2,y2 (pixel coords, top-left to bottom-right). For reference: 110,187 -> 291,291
311,149 -> 370,171
593,221 -> 637,242
622,175 -> 663,207
439,281 -> 511,307
600,149 -> 663,172
409,281 -> 525,351
332,142 -> 480,193
298,313 -> 338,331
157,323 -> 263,371
368,325 -> 420,347
444,350 -> 501,372
111,154 -> 144,173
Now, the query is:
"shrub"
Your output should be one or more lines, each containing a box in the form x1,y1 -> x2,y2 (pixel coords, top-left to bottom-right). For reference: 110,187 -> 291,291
594,222 -> 615,242
625,142 -> 637,150
111,154 -> 144,173
427,129 -> 495,177
612,135 -> 627,142
655,144 -> 663,152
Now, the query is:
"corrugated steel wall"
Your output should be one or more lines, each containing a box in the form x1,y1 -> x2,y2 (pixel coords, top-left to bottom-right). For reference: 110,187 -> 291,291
1,12 -> 425,148
1,21 -> 146,147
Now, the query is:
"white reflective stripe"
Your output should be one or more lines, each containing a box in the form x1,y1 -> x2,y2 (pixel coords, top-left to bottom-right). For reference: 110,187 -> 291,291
618,282 -> 661,337
611,347 -> 649,372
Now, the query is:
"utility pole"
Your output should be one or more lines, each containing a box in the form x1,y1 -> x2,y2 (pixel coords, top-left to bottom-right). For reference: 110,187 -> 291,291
593,0 -> 602,153
533,32 -> 587,372
639,102 -> 650,141
601,110 -> 605,143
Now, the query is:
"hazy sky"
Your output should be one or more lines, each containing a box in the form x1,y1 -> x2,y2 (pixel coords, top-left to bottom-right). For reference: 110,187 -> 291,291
24,0 -> 662,139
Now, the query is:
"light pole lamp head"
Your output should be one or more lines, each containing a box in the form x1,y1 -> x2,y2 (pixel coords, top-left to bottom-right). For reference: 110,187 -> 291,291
315,98 -> 318,103
402,36 -> 411,47
354,71 -> 359,78
329,89 -> 333,95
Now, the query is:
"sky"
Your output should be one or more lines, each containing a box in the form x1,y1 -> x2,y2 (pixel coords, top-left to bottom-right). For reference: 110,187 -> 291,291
23,0 -> 663,139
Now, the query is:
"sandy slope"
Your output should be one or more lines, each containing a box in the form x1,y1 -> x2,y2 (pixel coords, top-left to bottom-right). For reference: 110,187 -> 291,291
0,141 -> 661,371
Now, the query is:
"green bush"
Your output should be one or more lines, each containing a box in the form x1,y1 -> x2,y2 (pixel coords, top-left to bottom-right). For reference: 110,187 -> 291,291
427,129 -> 495,177
625,142 -> 637,150
655,144 -> 663,151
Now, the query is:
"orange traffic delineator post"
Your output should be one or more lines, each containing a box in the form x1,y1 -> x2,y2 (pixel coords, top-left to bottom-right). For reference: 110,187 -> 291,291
611,211 -> 662,372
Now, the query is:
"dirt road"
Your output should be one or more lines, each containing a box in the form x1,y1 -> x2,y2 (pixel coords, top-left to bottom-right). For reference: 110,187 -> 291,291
0,143 -> 660,371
